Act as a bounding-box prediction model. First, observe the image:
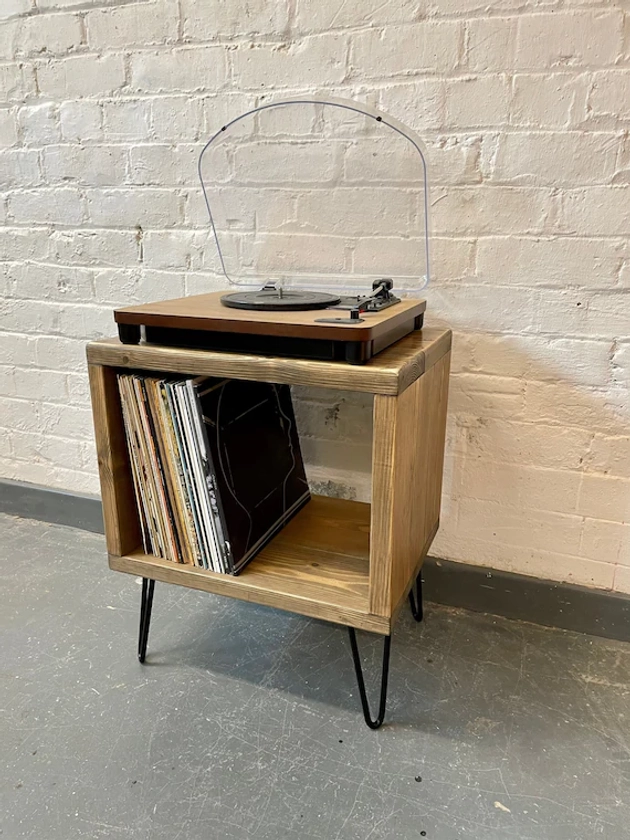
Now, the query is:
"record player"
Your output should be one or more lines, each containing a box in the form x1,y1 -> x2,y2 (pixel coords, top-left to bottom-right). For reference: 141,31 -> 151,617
115,97 -> 431,365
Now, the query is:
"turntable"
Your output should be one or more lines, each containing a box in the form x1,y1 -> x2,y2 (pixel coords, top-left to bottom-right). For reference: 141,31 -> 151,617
114,97 -> 431,365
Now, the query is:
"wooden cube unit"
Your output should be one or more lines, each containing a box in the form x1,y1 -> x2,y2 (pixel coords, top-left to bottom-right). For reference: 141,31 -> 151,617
87,328 -> 451,638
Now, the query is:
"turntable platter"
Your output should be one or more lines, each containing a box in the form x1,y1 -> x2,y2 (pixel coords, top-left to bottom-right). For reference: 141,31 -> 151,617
221,289 -> 341,312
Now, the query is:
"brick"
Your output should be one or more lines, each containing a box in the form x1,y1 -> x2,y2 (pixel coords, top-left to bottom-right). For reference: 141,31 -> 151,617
435,532 -> 615,589
35,336 -> 85,373
49,229 -> 139,267
351,22 -> 461,78
0,0 -> 32,20
2,298 -> 60,334
588,435 -> 630,479
458,461 -> 580,516
1,397 -> 42,433
17,12 -> 82,57
353,236 -> 473,283
5,261 -> 94,302
17,102 -> 59,145
457,498 -> 583,555
0,61 -> 35,103
142,230 -> 204,271
516,11 -> 624,70
43,144 -> 127,187
86,0 -> 177,50
151,95 -> 203,142
0,148 -> 40,187
431,186 -> 550,236
0,20 -> 18,62
614,565 -> 630,593
240,231 -> 348,276
85,188 -> 182,228
233,140 -> 340,185
611,341 -> 630,389
102,99 -> 151,142
533,288 -> 589,336
199,92 -> 252,138
428,134 -> 483,186
0,108 -> 16,145
59,100 -> 102,142
588,70 -> 630,124
297,0 -> 422,32
438,284 -> 540,333
460,417 -> 593,471
92,267 -> 145,305
486,131 -> 620,187
450,372 -> 524,419
182,0 -> 289,40
476,236 -> 627,290
13,368 -> 68,402
578,474 -> 630,523
0,332 -> 37,367
378,80 -> 446,132
129,143 -> 214,187
0,227 -> 49,260
37,53 -> 125,99
580,519 -> 625,564
343,136 -> 429,185
445,75 -> 510,128
130,46 -> 228,94
57,302 -> 114,340
0,365 -> 15,398
40,401 -> 94,439
8,187 -> 83,225
523,381 -> 618,433
66,372 -> 90,403
584,291 -> 630,338
465,16 -> 516,73
558,186 -> 629,236
232,35 -> 348,90
298,187 -> 414,237
511,73 -> 590,129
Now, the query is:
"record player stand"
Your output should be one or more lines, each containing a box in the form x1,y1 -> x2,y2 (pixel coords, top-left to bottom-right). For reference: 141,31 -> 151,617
87,327 -> 451,728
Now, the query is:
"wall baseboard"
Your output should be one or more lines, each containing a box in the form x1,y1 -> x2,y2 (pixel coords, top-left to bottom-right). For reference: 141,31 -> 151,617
2,478 -> 629,642
0,478 -> 104,535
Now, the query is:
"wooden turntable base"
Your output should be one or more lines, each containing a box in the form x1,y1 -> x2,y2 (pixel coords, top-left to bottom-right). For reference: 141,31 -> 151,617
115,291 -> 426,364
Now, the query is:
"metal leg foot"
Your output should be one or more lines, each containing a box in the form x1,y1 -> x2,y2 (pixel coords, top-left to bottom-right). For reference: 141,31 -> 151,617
409,572 -> 423,622
347,628 -> 391,729
138,578 -> 155,663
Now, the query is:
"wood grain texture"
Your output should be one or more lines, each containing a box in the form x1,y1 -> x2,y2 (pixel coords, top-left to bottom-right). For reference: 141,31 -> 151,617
87,363 -> 141,556
115,290 -> 426,343
109,495 -> 390,633
369,351 -> 451,615
87,327 -> 451,396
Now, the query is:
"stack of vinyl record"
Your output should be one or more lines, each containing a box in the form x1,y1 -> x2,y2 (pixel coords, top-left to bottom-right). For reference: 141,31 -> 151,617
117,373 -> 310,574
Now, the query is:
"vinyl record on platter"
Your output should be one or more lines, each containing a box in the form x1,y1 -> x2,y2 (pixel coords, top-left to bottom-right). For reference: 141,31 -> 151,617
221,289 -> 341,312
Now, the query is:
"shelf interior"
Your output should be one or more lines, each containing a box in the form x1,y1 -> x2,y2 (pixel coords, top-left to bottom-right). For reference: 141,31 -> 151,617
109,495 -> 388,632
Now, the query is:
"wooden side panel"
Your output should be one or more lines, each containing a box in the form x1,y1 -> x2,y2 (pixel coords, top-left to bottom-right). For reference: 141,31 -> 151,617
369,351 -> 451,615
88,363 -> 141,556
369,395 -> 398,615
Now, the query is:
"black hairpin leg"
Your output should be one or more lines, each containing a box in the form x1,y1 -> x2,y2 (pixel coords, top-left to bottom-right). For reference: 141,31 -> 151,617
138,578 -> 155,663
348,628 -> 391,729
409,572 -> 423,622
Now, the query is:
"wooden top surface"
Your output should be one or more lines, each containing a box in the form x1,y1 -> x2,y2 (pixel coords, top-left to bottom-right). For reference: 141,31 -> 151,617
87,326 -> 451,395
114,290 -> 426,342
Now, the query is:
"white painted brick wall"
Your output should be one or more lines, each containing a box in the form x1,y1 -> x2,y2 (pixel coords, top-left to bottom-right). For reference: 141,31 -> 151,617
1,0 -> 629,593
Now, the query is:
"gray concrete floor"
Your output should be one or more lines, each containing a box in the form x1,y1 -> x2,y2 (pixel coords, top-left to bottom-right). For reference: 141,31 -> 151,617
2,513 -> 630,840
